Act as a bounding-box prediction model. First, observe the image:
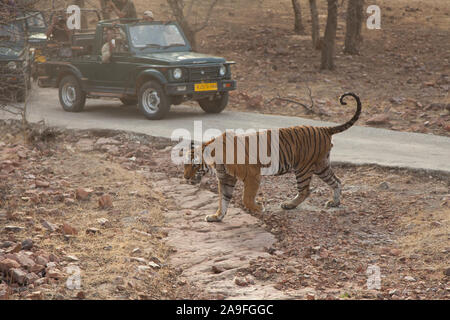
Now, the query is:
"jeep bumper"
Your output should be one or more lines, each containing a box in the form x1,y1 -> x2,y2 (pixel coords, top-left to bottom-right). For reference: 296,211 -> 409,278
165,80 -> 236,96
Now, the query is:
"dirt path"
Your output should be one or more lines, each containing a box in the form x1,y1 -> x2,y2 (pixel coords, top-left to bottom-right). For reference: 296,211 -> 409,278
154,177 -> 295,299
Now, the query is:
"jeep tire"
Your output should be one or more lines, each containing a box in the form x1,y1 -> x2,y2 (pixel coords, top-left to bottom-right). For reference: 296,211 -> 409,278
138,81 -> 170,120
58,75 -> 86,112
198,92 -> 229,114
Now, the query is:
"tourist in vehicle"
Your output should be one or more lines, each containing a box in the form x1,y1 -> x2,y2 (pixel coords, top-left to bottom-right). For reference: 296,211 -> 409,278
46,15 -> 73,58
108,0 -> 137,19
142,10 -> 154,22
101,28 -> 115,63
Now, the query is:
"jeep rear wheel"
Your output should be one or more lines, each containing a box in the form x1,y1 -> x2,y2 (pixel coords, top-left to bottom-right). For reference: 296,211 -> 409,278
59,75 -> 86,112
138,81 -> 170,120
198,92 -> 229,114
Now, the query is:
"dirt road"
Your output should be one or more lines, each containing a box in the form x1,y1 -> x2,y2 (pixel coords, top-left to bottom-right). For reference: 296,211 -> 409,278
1,87 -> 449,173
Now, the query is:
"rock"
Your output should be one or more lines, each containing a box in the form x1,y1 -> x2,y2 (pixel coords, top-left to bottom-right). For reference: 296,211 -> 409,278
76,291 -> 86,299
86,227 -> 100,235
404,276 -> 416,282
26,291 -> 42,300
246,95 -> 264,109
46,268 -> 64,279
131,248 -> 141,254
98,194 -> 113,209
378,181 -> 389,190
15,253 -> 35,269
11,268 -> 27,284
390,97 -> 404,104
35,256 -> 49,266
286,266 -> 296,273
6,243 -> 22,254
65,255 -> 79,262
234,276 -> 253,287
75,139 -> 94,152
0,241 -> 15,248
95,137 -> 121,146
306,293 -> 315,300
0,258 -> 20,272
76,188 -> 93,200
388,289 -> 397,296
4,225 -> 24,232
212,265 -> 225,274
137,265 -> 151,272
41,220 -> 58,232
25,272 -> 39,284
21,239 -> 33,250
0,283 -> 9,300
148,261 -> 160,269
366,114 -> 390,125
35,180 -> 49,188
131,257 -> 147,264
97,218 -> 111,227
444,268 -> 450,277
61,223 -> 78,235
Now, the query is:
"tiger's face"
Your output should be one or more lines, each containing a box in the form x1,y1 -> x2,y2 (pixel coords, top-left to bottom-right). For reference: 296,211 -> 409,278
183,149 -> 204,184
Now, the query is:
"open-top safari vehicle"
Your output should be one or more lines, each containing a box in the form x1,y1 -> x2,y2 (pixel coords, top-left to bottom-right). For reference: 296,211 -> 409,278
38,18 -> 237,120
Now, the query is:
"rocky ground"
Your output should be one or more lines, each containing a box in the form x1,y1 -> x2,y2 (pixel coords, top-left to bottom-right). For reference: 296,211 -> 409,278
1,120 -> 448,299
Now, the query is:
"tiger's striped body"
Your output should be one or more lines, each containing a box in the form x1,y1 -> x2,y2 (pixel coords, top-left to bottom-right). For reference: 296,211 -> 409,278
183,93 -> 362,222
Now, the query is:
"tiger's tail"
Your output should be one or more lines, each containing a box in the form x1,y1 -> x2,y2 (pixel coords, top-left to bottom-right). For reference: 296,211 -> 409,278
326,92 -> 362,135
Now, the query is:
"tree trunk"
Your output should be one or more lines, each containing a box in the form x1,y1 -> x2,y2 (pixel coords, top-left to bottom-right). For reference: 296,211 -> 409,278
320,0 -> 338,70
291,0 -> 305,34
308,0 -> 320,49
167,0 -> 197,50
344,0 -> 364,54
99,0 -> 110,20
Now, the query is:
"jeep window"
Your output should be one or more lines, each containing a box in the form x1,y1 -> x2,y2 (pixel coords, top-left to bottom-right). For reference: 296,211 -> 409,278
0,23 -> 24,43
129,24 -> 186,50
26,12 -> 46,29
102,26 -> 129,55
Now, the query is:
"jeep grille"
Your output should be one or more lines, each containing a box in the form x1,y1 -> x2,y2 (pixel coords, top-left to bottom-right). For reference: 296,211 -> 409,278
189,66 -> 220,81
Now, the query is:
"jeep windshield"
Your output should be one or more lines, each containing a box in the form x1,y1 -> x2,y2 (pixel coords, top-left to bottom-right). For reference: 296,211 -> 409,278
129,23 -> 188,52
0,22 -> 25,46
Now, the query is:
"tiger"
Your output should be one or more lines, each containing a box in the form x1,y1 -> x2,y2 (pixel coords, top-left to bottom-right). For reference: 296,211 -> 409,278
183,92 -> 361,222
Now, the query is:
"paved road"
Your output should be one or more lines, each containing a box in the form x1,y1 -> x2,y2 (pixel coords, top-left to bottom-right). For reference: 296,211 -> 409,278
2,87 -> 450,173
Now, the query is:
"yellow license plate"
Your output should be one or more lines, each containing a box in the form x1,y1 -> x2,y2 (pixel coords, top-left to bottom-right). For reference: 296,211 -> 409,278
195,83 -> 218,92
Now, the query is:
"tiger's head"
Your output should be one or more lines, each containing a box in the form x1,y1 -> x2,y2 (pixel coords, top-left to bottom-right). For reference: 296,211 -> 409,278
183,143 -> 207,184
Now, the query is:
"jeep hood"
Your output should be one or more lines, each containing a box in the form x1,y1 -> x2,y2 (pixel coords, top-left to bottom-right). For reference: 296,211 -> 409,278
0,46 -> 24,60
135,51 -> 226,65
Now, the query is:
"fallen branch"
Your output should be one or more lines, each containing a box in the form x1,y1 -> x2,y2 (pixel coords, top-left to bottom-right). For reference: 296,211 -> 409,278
265,86 -> 325,115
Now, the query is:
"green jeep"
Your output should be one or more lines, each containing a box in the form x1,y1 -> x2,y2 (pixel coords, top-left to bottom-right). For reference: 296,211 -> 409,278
39,19 -> 237,120
0,20 -> 31,103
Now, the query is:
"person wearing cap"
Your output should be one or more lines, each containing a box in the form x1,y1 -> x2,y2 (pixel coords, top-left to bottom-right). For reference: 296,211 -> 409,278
143,10 -> 154,22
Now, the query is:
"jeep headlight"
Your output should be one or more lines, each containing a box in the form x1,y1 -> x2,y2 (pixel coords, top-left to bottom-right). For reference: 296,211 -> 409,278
219,65 -> 226,77
173,68 -> 182,80
7,61 -> 17,70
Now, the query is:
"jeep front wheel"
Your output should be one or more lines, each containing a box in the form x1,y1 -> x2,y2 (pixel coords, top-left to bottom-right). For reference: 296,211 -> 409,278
58,75 -> 86,112
198,92 -> 228,114
138,81 -> 170,120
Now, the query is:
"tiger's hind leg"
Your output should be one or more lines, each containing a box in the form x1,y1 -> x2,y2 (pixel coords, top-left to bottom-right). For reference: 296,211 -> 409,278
206,171 -> 237,222
242,175 -> 263,214
281,169 -> 313,210
315,157 -> 341,208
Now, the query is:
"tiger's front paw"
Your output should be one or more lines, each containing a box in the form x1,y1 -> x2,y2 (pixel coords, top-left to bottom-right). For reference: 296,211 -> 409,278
244,203 -> 263,214
325,200 -> 340,208
281,201 -> 297,210
205,214 -> 223,222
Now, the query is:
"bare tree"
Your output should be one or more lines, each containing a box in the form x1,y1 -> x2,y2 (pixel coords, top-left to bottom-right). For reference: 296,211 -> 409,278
344,0 -> 364,54
99,0 -> 111,20
166,0 -> 219,50
291,0 -> 305,34
308,0 -> 320,49
320,0 -> 338,70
